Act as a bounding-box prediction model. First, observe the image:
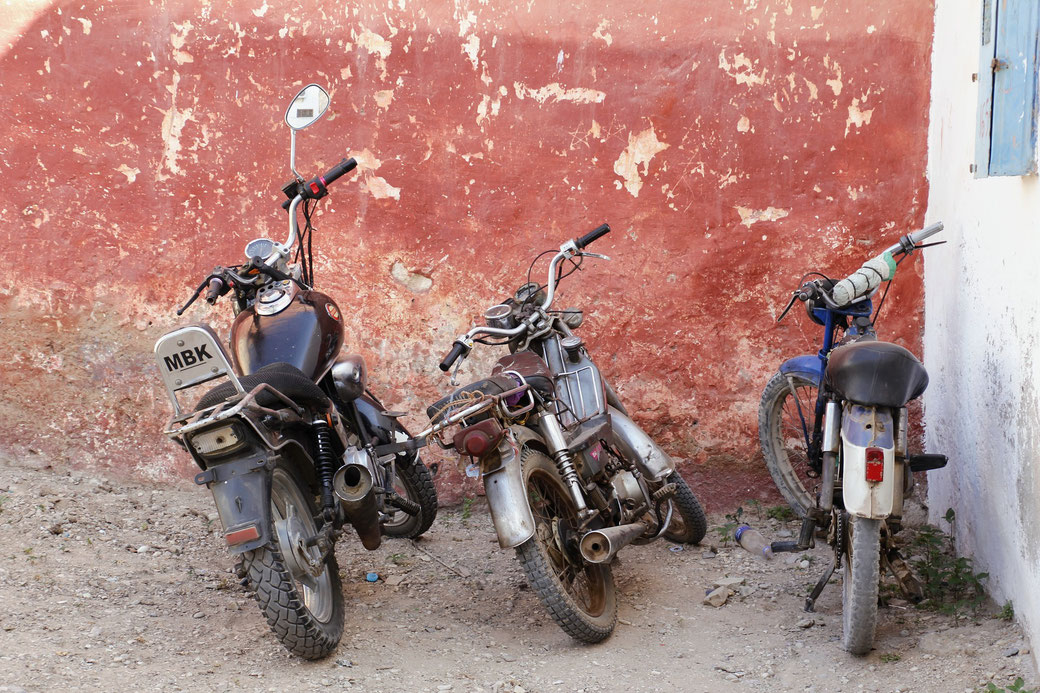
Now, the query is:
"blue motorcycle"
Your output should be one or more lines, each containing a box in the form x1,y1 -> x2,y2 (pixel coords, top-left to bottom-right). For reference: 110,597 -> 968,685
757,222 -> 948,654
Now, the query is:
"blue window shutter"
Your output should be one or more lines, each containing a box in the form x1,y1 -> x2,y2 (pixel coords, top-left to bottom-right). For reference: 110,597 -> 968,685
975,0 -> 998,179
989,0 -> 1040,176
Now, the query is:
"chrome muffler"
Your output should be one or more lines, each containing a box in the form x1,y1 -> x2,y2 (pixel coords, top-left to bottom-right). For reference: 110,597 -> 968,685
333,462 -> 381,550
579,521 -> 647,564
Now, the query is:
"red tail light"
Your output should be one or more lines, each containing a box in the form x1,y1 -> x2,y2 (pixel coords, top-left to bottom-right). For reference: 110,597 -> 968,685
865,447 -> 885,482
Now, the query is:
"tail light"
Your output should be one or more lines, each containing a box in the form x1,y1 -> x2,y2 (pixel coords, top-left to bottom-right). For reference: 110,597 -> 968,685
865,447 -> 885,482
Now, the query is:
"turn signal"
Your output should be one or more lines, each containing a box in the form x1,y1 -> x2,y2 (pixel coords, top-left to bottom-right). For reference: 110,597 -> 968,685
865,447 -> 885,482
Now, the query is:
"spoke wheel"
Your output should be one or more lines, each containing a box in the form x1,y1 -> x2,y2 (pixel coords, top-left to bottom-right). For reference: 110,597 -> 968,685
241,463 -> 344,659
515,448 -> 617,643
759,371 -> 821,517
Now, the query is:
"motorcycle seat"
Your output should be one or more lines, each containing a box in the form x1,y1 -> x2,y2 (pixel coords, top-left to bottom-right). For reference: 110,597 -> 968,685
426,375 -> 518,424
824,341 -> 928,408
194,362 -> 331,412
491,351 -> 556,400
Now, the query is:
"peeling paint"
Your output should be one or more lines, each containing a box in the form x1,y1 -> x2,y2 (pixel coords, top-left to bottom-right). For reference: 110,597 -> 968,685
734,206 -> 790,227
462,34 -> 479,70
593,19 -> 613,46
390,261 -> 431,292
718,49 -> 767,87
613,126 -> 669,197
356,27 -> 391,59
845,97 -> 874,136
513,82 -> 605,105
116,164 -> 140,184
374,89 -> 394,110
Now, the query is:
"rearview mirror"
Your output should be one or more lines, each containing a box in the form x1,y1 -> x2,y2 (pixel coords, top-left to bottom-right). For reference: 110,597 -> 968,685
284,84 -> 330,131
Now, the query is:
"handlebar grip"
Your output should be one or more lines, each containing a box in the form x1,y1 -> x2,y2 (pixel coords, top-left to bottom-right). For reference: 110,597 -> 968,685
909,221 -> 943,245
439,341 -> 470,372
204,277 -> 225,304
321,157 -> 357,186
575,223 -> 610,249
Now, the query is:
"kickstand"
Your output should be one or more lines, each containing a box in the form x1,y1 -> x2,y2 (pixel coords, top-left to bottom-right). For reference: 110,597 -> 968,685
805,554 -> 837,613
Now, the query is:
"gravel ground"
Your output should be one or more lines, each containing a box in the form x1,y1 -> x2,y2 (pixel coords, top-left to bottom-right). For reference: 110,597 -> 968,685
0,452 -> 1036,693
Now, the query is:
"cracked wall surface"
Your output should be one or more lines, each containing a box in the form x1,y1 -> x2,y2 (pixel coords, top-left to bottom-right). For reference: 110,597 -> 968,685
0,0 -> 933,506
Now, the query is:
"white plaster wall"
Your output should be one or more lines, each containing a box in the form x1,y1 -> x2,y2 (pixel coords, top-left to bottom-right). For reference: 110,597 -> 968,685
924,0 -> 1040,660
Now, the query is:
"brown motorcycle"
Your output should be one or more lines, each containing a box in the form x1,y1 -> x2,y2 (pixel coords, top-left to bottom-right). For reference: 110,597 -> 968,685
417,225 -> 706,642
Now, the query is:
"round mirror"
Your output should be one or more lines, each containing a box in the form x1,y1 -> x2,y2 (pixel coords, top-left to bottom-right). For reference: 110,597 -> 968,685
284,84 -> 330,131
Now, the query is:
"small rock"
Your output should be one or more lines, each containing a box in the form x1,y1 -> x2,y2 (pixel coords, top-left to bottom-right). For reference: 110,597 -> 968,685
193,612 -> 205,619
703,586 -> 731,607
384,575 -> 406,587
798,559 -> 810,569
136,545 -> 152,554
1002,646 -> 1020,657
500,653 -> 516,662
795,617 -> 815,629
701,550 -> 717,559
776,529 -> 793,538
336,659 -> 353,667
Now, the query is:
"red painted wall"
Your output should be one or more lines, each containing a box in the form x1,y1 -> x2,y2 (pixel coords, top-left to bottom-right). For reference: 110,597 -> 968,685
0,1 -> 934,508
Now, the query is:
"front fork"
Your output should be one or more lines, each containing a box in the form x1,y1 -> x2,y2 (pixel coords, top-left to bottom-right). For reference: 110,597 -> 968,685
535,412 -> 592,518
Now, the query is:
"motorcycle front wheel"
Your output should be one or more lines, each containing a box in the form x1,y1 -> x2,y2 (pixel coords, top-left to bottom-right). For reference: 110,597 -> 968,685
660,471 -> 707,545
515,447 -> 617,643
382,455 -> 438,539
241,463 -> 344,659
842,514 -> 881,655
758,371 -> 820,517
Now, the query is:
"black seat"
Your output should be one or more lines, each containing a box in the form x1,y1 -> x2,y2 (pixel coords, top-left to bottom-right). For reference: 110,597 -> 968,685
491,351 -> 556,400
825,341 -> 929,408
194,362 -> 330,412
426,375 -> 517,423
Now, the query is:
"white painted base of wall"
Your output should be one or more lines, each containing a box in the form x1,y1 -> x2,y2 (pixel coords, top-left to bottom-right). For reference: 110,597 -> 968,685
925,0 -> 1040,666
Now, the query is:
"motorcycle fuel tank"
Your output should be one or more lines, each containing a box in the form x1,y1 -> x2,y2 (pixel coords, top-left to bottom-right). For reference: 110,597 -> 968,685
230,290 -> 344,380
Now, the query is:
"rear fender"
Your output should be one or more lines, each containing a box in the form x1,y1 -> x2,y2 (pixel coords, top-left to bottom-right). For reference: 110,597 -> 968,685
482,430 -> 537,549
840,404 -> 897,519
195,453 -> 273,554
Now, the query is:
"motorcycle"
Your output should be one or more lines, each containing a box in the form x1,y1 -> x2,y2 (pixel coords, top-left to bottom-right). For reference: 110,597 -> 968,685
416,224 -> 707,643
757,221 -> 948,654
152,84 -> 437,659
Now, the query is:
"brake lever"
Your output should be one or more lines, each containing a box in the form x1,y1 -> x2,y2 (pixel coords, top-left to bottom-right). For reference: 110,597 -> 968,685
449,353 -> 467,387
248,256 -> 311,291
176,278 -> 210,316
776,293 -> 799,323
579,251 -> 611,261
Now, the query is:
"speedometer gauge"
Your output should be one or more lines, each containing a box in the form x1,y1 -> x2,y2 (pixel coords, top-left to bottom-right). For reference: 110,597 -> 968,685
244,238 -> 276,260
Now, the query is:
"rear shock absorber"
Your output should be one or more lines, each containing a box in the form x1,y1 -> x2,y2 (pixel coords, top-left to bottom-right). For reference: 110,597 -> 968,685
312,419 -> 337,513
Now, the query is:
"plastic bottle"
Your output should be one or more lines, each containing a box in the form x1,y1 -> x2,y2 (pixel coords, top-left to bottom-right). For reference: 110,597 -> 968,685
735,524 -> 774,560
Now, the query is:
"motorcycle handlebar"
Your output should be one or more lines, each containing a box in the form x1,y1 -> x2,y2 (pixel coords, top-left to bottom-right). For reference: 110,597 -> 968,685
439,340 -> 470,371
575,223 -> 610,249
321,157 -> 357,186
204,277 -> 225,304
909,221 -> 943,246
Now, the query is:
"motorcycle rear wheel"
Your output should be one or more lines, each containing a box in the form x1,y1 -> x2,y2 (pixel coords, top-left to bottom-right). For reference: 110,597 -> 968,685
842,514 -> 881,655
515,447 -> 617,643
759,371 -> 820,517
382,456 -> 438,539
241,463 -> 344,660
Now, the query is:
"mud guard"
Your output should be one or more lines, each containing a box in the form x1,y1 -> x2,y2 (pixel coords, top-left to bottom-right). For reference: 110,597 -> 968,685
607,406 -> 675,482
841,404 -> 897,519
779,354 -> 824,386
482,430 -> 538,549
194,453 -> 272,554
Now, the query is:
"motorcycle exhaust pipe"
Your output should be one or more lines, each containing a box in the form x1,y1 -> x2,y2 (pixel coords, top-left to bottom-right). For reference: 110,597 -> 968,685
333,463 -> 382,551
579,521 -> 647,564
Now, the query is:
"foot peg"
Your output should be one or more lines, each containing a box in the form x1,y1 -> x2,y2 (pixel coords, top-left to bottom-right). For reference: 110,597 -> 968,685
908,454 -> 947,472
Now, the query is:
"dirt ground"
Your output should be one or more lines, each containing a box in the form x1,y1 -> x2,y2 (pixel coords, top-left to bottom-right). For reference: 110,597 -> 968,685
0,453 -> 1036,693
